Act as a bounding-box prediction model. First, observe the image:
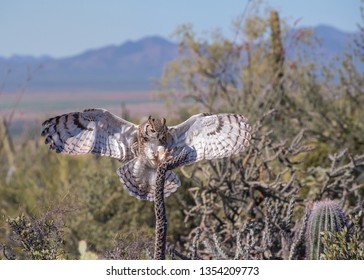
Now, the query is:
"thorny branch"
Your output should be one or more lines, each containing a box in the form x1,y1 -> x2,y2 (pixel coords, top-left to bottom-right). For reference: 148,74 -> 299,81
171,111 -> 364,260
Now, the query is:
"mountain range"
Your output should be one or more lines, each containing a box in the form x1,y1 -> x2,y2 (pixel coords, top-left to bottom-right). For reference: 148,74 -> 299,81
0,25 -> 359,92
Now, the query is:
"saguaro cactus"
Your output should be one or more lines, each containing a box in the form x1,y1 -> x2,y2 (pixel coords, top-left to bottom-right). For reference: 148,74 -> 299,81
269,10 -> 285,107
0,118 -> 16,183
305,200 -> 347,260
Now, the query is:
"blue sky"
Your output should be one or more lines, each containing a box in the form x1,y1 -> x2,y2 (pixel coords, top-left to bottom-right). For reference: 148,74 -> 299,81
0,0 -> 361,58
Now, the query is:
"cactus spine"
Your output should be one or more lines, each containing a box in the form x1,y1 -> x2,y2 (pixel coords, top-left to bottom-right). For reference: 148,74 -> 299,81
305,200 -> 347,260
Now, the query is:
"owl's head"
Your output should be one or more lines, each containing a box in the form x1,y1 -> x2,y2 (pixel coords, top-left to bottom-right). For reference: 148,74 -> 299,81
141,116 -> 168,142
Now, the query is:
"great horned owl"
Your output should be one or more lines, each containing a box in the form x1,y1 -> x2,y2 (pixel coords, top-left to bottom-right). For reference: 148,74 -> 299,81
41,109 -> 251,201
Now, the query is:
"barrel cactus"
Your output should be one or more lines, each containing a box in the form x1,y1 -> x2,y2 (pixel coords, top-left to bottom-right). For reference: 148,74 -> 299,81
305,200 -> 347,260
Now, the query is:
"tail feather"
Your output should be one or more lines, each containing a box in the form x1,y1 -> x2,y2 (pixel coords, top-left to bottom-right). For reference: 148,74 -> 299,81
117,159 -> 181,201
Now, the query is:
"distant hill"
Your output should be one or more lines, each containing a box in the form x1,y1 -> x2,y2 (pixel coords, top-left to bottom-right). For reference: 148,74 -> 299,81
0,36 -> 178,92
286,25 -> 359,62
0,26 -> 359,92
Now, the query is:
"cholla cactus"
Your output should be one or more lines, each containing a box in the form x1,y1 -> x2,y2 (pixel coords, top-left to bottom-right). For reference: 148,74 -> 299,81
305,200 -> 348,260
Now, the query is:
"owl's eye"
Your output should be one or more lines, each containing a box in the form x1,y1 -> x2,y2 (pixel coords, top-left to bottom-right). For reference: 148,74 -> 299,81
150,129 -> 156,133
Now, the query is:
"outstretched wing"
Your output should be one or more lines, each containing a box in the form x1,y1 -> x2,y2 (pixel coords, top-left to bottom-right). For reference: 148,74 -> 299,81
167,113 -> 251,165
41,108 -> 138,162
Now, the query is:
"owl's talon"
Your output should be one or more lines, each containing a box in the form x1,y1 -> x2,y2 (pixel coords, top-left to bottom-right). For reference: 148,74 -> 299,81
164,148 -> 172,158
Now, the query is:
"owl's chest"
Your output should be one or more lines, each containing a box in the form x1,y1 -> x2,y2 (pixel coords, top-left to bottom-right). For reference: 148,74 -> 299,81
141,140 -> 166,168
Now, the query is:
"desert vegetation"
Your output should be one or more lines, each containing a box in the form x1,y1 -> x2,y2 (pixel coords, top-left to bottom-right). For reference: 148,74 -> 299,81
1,4 -> 363,260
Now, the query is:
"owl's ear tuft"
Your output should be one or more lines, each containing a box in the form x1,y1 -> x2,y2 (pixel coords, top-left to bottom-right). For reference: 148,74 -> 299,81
161,118 -> 166,126
147,116 -> 153,124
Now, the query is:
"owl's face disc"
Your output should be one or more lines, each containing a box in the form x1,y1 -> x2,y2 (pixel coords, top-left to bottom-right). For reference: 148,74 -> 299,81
143,116 -> 168,142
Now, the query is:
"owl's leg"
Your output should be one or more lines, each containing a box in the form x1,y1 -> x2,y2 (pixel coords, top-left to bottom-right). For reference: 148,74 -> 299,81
158,146 -> 168,161
151,151 -> 159,165
152,146 -> 173,164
